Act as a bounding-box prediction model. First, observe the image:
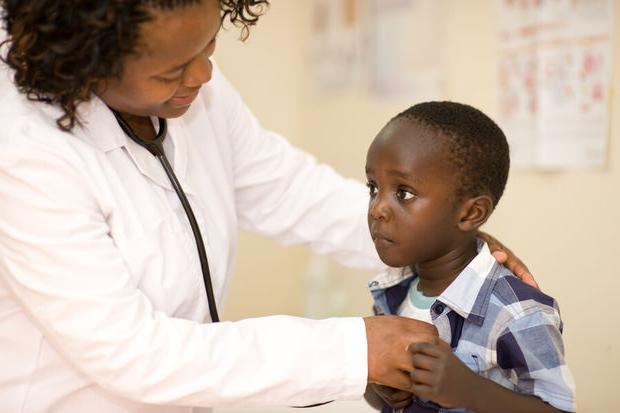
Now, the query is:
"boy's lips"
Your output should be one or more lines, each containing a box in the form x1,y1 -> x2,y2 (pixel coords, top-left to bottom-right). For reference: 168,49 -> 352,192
371,231 -> 395,245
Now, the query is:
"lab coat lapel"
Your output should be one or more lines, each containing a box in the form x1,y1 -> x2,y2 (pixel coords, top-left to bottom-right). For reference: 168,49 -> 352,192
78,96 -> 177,193
166,117 -> 197,197
122,138 -> 175,192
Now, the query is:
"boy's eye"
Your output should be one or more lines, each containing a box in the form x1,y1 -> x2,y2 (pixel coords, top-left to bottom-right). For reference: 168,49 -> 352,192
366,182 -> 377,197
396,188 -> 415,201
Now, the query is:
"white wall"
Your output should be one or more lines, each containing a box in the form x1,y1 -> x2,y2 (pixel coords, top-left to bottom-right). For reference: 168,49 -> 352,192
215,1 -> 311,319
216,1 -> 620,411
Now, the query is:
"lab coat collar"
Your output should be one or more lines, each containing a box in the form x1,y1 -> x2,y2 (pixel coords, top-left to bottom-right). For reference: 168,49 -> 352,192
76,96 -> 196,196
77,96 -> 126,153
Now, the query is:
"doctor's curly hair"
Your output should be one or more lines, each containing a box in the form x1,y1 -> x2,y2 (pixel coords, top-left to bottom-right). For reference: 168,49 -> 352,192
0,0 -> 268,131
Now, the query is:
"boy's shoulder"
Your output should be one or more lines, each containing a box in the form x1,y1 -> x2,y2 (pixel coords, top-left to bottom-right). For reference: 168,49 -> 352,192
492,265 -> 558,307
485,264 -> 562,327
478,267 -> 575,413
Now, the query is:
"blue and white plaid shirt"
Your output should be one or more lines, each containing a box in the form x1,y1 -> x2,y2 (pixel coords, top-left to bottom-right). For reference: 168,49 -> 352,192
369,240 -> 576,413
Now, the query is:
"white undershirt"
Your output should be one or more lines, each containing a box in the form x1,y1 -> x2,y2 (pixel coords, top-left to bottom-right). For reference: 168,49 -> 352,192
397,278 -> 436,324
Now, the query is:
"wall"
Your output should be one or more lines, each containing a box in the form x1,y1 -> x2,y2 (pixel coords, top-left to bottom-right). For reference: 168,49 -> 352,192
215,1 -> 311,318
216,1 -> 620,411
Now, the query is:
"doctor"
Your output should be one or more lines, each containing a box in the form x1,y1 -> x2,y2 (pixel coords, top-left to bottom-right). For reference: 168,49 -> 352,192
0,1 -> 533,412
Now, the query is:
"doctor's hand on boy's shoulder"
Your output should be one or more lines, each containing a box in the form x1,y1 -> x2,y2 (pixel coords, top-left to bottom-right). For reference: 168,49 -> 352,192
364,316 -> 438,391
478,231 -> 539,288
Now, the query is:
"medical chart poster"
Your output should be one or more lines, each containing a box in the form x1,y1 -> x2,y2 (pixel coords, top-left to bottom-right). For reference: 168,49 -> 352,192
497,0 -> 613,169
308,0 -> 444,100
309,0 -> 365,91
366,0 -> 444,99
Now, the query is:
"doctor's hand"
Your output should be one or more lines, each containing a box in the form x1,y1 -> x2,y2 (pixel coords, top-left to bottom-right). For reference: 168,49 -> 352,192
364,316 -> 438,391
478,231 -> 538,288
365,383 -> 413,410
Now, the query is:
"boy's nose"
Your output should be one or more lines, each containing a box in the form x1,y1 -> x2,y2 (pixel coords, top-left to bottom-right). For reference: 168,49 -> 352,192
369,197 -> 390,221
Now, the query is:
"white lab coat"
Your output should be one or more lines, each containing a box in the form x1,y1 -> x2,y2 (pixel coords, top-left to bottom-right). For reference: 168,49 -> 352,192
0,63 -> 381,412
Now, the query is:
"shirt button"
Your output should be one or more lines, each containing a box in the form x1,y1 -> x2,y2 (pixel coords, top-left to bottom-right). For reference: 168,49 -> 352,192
433,303 -> 445,315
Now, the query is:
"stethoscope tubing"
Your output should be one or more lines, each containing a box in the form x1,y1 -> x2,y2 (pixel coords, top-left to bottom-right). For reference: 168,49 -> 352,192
110,109 -> 220,323
153,146 -> 220,323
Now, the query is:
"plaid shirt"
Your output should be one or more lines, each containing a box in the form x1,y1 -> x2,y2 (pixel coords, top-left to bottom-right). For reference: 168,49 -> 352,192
369,240 -> 576,413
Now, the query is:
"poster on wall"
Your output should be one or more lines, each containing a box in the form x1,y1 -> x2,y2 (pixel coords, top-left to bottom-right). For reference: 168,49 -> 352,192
309,0 -> 444,100
367,0 -> 444,99
498,0 -> 613,169
308,0 -> 365,91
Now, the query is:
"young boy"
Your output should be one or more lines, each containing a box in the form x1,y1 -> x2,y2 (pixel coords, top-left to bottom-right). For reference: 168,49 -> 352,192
364,102 -> 576,413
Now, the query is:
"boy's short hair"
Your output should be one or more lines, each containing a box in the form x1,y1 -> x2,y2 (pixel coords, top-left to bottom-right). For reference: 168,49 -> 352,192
394,101 -> 510,207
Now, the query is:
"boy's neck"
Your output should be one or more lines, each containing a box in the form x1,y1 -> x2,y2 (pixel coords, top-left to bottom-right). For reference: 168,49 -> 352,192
413,237 -> 479,297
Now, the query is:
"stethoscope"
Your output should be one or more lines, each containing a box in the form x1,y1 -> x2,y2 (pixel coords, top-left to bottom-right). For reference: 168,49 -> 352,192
111,108 -> 333,407
111,109 -> 220,323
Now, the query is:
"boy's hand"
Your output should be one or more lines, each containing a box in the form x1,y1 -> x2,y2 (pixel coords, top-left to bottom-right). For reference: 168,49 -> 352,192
478,231 -> 538,288
364,316 -> 438,390
408,341 -> 480,409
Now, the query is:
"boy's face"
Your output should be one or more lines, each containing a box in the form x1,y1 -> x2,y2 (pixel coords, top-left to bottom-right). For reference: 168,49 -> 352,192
365,119 -> 463,268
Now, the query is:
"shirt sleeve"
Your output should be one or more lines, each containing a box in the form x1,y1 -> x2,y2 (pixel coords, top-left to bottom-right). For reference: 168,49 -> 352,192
0,123 -> 368,407
496,306 -> 577,412
208,64 -> 383,272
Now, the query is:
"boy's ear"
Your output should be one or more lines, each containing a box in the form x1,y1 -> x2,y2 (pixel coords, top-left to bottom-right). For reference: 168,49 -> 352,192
456,195 -> 494,232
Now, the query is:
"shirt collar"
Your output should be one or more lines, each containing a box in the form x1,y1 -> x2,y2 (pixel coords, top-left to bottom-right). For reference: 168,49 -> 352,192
369,266 -> 414,290
437,239 -> 498,325
369,239 -> 500,325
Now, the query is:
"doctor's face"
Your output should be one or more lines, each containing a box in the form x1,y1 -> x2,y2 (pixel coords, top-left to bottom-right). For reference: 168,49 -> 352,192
98,0 -> 220,119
